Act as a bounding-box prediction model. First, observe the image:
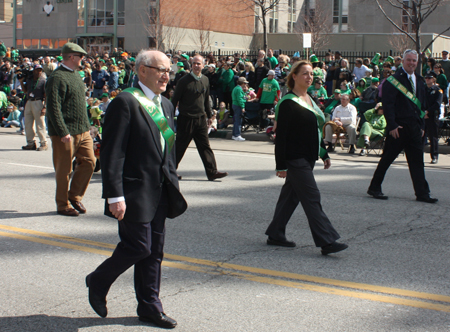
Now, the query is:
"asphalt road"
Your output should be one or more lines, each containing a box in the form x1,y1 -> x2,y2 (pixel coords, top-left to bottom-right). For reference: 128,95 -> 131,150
1,128 -> 450,332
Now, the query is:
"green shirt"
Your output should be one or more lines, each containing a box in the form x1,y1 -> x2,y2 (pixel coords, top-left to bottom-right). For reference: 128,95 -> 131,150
259,78 -> 280,104
307,85 -> 327,99
268,56 -> 278,69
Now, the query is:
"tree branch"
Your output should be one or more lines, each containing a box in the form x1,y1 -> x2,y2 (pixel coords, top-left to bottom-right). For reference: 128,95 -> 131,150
421,25 -> 450,51
375,0 -> 416,43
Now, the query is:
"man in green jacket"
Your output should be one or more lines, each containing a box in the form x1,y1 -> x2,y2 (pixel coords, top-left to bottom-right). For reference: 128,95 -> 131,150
218,62 -> 235,111
231,77 -> 248,141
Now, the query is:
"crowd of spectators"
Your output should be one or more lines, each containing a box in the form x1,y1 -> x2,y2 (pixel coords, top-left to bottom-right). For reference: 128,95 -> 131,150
1,45 -> 448,155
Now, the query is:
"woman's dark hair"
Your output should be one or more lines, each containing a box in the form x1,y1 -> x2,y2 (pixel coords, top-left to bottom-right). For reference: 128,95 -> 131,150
434,63 -> 443,74
286,60 -> 312,91
427,57 -> 436,69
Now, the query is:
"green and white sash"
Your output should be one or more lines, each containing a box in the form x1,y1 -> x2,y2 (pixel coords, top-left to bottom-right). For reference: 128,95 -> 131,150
275,93 -> 327,159
123,87 -> 175,152
386,75 -> 425,118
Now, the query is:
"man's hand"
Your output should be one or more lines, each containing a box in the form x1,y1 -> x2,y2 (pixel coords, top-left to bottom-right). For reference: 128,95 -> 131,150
276,170 -> 287,178
334,120 -> 343,127
207,118 -> 213,126
324,159 -> 331,169
61,134 -> 72,143
109,201 -> 126,221
40,107 -> 46,116
424,111 -> 429,119
389,126 -> 403,139
242,108 -> 246,113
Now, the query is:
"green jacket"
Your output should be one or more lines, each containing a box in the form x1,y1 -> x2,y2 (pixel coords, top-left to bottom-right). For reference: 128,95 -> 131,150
364,108 -> 386,134
0,43 -> 6,57
232,85 -> 246,108
219,69 -> 235,92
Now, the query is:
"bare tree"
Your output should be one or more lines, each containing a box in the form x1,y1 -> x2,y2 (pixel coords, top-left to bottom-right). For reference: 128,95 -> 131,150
189,9 -> 212,53
294,1 -> 332,53
371,0 -> 450,71
140,0 -> 188,52
231,0 -> 283,52
388,32 -> 415,55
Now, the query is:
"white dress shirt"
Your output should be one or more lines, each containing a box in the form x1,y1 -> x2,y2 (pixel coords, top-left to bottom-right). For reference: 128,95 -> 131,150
332,103 -> 357,126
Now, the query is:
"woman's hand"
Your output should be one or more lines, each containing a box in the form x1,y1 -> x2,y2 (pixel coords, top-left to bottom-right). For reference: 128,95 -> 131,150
324,159 -> 331,169
276,170 -> 287,178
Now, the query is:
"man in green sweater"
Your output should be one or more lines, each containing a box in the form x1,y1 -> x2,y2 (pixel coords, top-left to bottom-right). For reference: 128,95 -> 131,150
231,77 -> 248,141
46,42 -> 96,217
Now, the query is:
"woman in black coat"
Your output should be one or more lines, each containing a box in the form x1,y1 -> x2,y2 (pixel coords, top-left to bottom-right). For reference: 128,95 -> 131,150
239,62 -> 256,90
264,60 -> 348,256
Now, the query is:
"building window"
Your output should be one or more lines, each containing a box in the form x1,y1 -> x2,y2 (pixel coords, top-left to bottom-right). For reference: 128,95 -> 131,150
78,0 -> 85,27
287,0 -> 297,33
333,0 -> 348,32
269,5 -> 278,33
16,0 -> 22,29
254,7 -> 260,33
88,0 -> 114,26
149,37 -> 156,48
401,1 -> 415,32
118,0 -> 125,25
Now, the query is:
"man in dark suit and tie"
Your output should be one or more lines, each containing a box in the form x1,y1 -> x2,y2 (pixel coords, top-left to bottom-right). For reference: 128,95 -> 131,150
86,50 -> 187,328
367,49 -> 438,203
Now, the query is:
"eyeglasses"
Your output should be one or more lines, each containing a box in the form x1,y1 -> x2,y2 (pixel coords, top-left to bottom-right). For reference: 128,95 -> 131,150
143,65 -> 170,75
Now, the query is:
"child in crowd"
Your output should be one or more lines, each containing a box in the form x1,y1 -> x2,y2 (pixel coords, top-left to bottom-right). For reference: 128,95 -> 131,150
89,125 -> 102,172
2,103 -> 20,127
208,110 -> 217,135
364,69 -> 373,88
217,101 -> 232,129
89,99 -> 102,126
245,86 -> 257,102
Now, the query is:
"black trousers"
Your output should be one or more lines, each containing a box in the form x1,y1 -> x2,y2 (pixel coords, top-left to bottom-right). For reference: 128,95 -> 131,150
265,158 -> 340,247
176,114 -> 217,177
88,187 -> 168,317
425,118 -> 439,160
369,122 -> 430,198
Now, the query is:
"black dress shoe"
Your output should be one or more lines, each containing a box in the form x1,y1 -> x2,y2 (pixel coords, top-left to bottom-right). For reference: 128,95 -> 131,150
267,237 -> 296,247
348,145 -> 355,154
321,242 -> 348,255
139,312 -> 177,329
177,173 -> 182,180
207,171 -> 228,181
69,199 -> 87,214
416,196 -> 438,203
86,274 -> 107,318
367,189 -> 388,200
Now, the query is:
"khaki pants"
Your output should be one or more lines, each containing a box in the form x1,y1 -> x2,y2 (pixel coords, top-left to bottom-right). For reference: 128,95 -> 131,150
50,132 -> 95,211
24,100 -> 47,146
324,121 -> 357,145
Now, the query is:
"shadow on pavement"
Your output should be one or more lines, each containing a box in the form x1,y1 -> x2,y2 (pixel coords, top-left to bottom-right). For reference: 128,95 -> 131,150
0,210 -> 57,219
0,315 -> 155,332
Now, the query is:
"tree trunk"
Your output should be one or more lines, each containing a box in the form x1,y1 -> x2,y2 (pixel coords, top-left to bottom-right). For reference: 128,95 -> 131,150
262,14 -> 267,53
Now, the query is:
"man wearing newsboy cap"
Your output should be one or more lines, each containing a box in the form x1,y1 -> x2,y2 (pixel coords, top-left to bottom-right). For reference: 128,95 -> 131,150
46,42 -> 96,217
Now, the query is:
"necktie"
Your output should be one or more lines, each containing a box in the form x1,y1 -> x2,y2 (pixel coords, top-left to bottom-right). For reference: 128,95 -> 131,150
152,95 -> 165,153
409,76 -> 415,96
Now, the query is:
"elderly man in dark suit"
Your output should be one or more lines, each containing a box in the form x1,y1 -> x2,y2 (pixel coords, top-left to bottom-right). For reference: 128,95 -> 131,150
86,50 -> 187,329
367,49 -> 438,203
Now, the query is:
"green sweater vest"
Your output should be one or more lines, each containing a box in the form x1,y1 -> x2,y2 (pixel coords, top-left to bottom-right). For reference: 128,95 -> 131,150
46,65 -> 90,137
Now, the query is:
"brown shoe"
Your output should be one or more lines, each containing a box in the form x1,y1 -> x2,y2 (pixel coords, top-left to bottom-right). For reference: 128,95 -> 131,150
37,144 -> 48,151
22,143 -> 36,150
69,199 -> 87,214
57,208 -> 79,217
207,171 -> 228,181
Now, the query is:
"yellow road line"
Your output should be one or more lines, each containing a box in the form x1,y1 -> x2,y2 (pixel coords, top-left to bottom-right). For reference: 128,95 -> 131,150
1,224 -> 450,312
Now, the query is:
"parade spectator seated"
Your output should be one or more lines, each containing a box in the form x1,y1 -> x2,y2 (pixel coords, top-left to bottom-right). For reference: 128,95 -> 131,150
323,90 -> 341,121
356,78 -> 366,94
364,69 -> 373,87
349,88 -> 362,111
357,103 -> 386,156
307,78 -> 328,103
323,94 -> 358,153
339,80 -> 351,94
361,77 -> 379,103
208,110 -> 217,135
8,89 -> 21,108
1,103 -> 20,127
217,101 -> 233,129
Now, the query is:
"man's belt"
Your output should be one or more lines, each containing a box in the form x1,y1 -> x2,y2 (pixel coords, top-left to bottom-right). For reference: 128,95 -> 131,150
28,98 -> 42,101
386,75 -> 425,118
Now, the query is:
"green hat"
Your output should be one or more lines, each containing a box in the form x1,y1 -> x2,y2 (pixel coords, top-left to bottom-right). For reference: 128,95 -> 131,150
61,42 -> 87,55
310,54 -> 319,63
372,77 -> 380,83
129,57 -> 135,62
101,93 -> 109,98
177,61 -> 184,67
56,56 -> 63,62
99,59 -> 105,63
181,54 -> 189,60
385,56 -> 394,64
334,89 -> 341,94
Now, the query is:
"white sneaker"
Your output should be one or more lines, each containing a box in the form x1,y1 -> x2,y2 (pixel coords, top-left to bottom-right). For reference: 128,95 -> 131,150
233,136 -> 245,141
